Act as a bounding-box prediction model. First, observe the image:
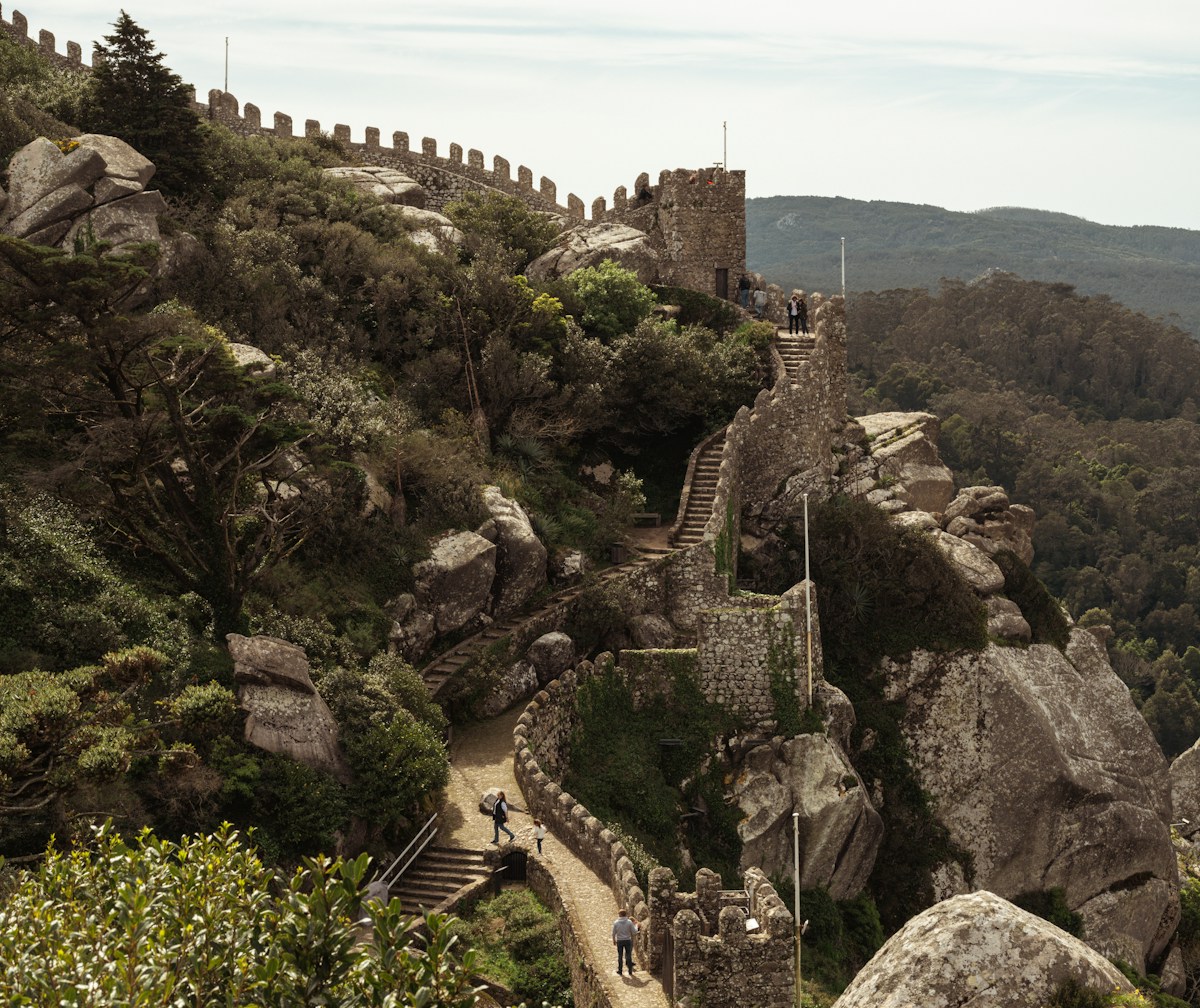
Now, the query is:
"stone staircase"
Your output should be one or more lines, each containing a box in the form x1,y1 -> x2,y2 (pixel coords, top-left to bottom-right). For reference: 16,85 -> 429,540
774,327 -> 815,382
670,432 -> 725,547
388,845 -> 491,916
418,548 -> 674,697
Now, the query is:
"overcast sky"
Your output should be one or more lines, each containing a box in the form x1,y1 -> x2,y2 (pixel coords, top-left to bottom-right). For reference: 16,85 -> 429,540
13,1 -> 1200,230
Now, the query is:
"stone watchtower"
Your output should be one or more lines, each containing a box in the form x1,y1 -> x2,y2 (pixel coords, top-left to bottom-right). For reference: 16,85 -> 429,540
604,165 -> 747,300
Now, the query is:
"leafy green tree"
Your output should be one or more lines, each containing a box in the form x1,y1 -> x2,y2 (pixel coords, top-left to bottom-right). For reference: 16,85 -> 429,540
0,647 -> 224,852
0,822 -> 483,1006
319,654 -> 449,831
564,259 -> 657,342
78,11 -> 210,199
444,190 -> 560,270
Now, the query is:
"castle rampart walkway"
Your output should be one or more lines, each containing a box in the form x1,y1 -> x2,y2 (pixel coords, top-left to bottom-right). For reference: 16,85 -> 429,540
440,709 -> 670,1008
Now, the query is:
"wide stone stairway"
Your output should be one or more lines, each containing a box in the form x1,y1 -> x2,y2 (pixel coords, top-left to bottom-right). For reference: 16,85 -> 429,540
387,845 -> 490,916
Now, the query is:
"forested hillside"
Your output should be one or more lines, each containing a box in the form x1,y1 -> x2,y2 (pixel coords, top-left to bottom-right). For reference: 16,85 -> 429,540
749,195 -> 1200,338
0,17 -> 765,865
848,274 -> 1200,756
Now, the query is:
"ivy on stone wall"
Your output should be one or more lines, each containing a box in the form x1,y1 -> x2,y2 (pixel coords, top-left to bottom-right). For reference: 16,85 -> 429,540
766,616 -> 803,738
712,494 -> 739,588
562,655 -> 742,886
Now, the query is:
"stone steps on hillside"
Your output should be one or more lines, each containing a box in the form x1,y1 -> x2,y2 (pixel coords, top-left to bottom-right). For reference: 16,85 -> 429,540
671,433 -> 727,546
388,845 -> 491,917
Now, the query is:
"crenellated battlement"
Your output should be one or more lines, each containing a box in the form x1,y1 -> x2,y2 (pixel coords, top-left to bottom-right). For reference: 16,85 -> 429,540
0,4 -> 98,71
2,4 -> 746,296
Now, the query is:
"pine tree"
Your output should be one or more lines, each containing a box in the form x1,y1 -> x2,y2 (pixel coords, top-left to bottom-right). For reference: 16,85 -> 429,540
80,10 -> 209,199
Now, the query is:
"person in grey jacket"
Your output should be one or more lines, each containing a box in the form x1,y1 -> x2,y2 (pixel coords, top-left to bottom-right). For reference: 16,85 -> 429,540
612,908 -> 639,976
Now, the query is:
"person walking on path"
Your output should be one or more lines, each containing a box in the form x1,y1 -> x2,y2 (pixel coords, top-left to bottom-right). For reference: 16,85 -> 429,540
491,790 -> 515,844
612,908 -> 639,976
533,819 -> 547,854
752,287 -> 768,320
737,272 -> 751,308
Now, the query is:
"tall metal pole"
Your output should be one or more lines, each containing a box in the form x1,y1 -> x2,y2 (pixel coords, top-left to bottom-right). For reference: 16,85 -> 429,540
224,37 -> 229,93
840,237 -> 846,300
723,120 -> 727,170
793,811 -> 802,1006
803,493 -> 813,706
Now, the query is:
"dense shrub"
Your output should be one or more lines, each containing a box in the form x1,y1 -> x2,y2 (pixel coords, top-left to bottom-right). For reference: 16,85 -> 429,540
0,823 -> 482,1006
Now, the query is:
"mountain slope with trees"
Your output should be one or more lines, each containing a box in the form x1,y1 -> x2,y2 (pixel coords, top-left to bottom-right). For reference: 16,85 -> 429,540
749,195 -> 1200,338
848,273 -> 1200,759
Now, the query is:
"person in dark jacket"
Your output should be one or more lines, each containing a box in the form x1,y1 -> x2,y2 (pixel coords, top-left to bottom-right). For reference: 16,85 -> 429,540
787,292 -> 808,335
491,790 -> 515,844
737,272 -> 751,308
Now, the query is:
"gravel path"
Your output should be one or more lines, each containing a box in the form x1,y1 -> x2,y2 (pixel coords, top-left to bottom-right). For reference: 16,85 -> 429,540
443,710 -> 670,1008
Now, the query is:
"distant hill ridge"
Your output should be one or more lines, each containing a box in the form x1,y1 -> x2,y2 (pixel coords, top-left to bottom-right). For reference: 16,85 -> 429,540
748,195 -> 1200,338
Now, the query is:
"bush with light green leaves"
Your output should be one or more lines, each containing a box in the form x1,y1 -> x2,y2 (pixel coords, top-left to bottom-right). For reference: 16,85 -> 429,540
0,822 -> 482,1007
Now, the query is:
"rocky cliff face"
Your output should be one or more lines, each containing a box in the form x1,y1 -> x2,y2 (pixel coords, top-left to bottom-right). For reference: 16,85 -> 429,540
833,890 -> 1135,1008
843,411 -> 1180,975
881,633 -> 1177,972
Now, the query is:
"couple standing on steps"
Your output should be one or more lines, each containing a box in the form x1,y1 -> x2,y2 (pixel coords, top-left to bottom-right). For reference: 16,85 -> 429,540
787,291 -> 808,335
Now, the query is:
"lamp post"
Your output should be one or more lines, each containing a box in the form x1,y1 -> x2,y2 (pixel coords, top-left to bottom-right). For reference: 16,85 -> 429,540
840,237 -> 846,300
793,811 -> 802,1006
803,493 -> 813,706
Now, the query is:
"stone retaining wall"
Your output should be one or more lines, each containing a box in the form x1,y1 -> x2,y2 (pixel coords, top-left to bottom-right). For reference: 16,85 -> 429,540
513,662 -> 653,965
515,662 -> 796,1008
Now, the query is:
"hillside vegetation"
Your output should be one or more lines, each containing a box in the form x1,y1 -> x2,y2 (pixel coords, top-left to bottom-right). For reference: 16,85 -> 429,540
848,273 -> 1200,757
749,195 -> 1200,338
0,18 -> 765,860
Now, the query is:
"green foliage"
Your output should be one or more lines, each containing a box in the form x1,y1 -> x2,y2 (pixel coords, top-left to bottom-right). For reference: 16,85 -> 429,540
0,489 -> 203,674
0,822 -> 483,1006
563,660 -> 743,885
78,13 -> 211,200
563,579 -> 632,652
444,190 -> 560,270
0,647 -> 181,853
455,889 -> 573,1008
994,550 -> 1071,649
772,880 -> 884,995
650,284 -> 745,331
766,616 -> 803,737
1013,887 -> 1083,936
320,657 -> 449,830
564,260 -> 657,342
774,495 -> 984,932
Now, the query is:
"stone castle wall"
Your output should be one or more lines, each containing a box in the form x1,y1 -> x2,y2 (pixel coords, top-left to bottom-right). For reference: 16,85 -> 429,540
735,294 -> 847,510
0,7 -> 745,298
514,658 -> 796,1008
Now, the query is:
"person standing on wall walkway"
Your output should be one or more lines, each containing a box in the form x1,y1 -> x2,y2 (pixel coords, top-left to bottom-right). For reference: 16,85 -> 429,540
752,287 -> 768,320
612,908 -> 638,976
738,272 -> 751,308
787,292 -> 805,334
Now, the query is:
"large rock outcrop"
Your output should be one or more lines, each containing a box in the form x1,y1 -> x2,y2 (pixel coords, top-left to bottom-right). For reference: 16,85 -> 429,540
527,222 -> 659,283
478,485 -> 547,617
2,135 -> 165,252
833,891 -> 1134,1008
731,734 -> 882,899
852,412 -> 955,514
413,530 -> 497,634
1169,740 -> 1200,841
882,631 -> 1178,971
227,633 -> 351,783
324,166 -> 426,207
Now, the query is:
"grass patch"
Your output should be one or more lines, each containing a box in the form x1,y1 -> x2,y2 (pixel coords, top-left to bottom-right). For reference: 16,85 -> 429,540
453,889 -> 573,1008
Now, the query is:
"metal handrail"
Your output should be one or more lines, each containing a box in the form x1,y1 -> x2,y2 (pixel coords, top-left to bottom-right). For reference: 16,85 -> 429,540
377,813 -> 438,889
